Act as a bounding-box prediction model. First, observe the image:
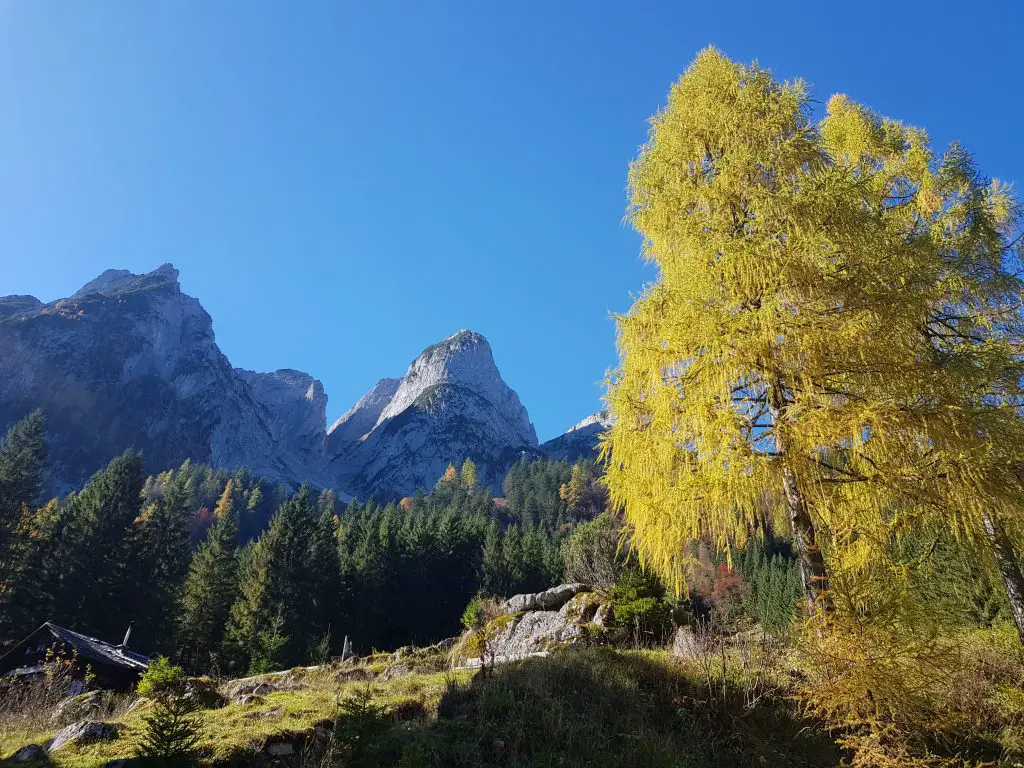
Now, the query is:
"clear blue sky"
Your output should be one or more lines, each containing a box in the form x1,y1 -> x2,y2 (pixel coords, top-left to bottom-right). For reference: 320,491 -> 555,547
1,2 -> 1021,440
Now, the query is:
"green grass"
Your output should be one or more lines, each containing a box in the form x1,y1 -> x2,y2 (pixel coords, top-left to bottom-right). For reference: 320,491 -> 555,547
0,649 -> 842,768
0,666 -> 470,768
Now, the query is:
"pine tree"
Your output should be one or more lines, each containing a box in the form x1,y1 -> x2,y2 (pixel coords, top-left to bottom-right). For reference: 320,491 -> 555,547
479,521 -> 505,596
246,486 -> 262,511
177,481 -> 240,673
135,657 -> 203,768
0,410 -> 46,562
603,49 -> 1024,627
0,411 -> 48,640
317,488 -> 338,519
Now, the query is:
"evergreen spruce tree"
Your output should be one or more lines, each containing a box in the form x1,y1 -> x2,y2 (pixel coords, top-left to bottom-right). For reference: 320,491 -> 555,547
0,410 -> 46,551
177,480 -> 240,673
479,520 -> 505,596
307,505 -> 341,658
48,451 -> 145,640
0,410 -> 48,641
246,486 -> 262,511
128,471 -> 193,653
223,486 -> 317,671
317,488 -> 338,519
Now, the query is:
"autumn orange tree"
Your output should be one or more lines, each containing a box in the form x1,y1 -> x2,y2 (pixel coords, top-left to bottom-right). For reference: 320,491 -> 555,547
602,49 -> 1024,642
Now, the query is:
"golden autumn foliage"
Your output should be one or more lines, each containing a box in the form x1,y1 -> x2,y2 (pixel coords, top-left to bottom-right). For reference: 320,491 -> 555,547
603,47 -> 1024,765
214,478 -> 235,520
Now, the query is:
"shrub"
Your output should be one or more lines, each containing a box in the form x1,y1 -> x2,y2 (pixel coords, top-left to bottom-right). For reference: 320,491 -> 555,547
459,595 -> 502,676
137,656 -> 188,701
609,565 -> 675,644
562,513 -> 623,589
612,597 -> 674,643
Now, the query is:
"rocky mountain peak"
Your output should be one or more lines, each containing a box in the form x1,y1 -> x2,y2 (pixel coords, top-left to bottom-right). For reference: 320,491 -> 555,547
0,264 -> 331,495
326,329 -> 540,499
1,264 -> 602,501
566,410 -> 612,433
375,329 -> 537,445
539,410 -> 612,463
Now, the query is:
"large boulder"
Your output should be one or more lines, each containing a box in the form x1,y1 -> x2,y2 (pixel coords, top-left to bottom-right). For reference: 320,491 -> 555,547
51,690 -> 104,724
2,744 -> 47,764
466,587 -> 610,666
501,583 -> 591,614
48,720 -> 124,752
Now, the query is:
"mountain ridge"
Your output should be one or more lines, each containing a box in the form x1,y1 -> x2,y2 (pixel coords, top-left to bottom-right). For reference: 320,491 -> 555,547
0,264 -> 605,499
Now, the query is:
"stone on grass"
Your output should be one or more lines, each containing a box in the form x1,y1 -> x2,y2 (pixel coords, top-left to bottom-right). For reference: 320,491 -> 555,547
671,627 -> 701,660
266,742 -> 294,756
51,690 -> 104,724
2,744 -> 47,764
467,585 -> 608,667
379,663 -> 411,681
49,720 -> 124,752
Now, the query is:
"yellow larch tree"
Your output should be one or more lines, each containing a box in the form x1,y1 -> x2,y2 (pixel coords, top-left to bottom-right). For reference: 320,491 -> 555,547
602,49 -> 1024,638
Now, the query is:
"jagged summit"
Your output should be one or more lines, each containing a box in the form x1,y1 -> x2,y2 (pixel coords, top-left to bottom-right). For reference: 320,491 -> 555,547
327,377 -> 402,445
540,410 -> 612,463
0,264 -> 331,494
71,263 -> 180,299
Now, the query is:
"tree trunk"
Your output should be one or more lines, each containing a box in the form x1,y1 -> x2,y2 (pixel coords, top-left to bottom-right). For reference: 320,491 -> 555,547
981,510 -> 1024,647
780,462 -> 832,615
768,381 -> 832,616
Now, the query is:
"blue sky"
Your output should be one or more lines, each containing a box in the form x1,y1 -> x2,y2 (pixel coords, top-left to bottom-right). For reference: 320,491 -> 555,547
1,2 -> 1021,440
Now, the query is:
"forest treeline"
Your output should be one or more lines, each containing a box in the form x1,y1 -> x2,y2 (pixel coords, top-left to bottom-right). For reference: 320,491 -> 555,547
0,409 -> 821,677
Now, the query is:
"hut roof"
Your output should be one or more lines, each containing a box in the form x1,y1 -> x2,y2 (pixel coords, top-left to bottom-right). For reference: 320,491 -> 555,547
0,622 -> 149,677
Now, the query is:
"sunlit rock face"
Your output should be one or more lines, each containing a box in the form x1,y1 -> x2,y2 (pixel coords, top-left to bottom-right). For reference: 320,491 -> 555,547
327,330 -> 539,500
0,264 -> 332,495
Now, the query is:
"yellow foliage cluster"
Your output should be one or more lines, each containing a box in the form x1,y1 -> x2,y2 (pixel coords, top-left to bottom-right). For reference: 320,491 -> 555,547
603,48 -> 1024,765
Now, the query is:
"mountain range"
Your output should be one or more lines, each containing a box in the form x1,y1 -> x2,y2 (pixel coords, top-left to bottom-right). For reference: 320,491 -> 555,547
0,264 -> 606,499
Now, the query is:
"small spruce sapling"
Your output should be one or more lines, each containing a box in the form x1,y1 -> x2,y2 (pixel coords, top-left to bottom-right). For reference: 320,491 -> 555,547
135,657 -> 203,768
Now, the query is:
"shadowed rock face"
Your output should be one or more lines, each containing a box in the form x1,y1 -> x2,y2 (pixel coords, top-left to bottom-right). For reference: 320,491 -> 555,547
540,410 -> 612,462
328,330 -> 540,499
0,264 -> 332,495
326,377 -> 401,447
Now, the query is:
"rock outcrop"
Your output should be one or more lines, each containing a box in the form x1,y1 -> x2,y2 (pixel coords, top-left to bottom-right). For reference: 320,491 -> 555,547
463,584 -> 610,666
48,720 -> 124,752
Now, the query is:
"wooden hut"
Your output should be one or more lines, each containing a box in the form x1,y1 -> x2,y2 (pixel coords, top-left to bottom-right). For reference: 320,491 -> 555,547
0,623 -> 149,691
